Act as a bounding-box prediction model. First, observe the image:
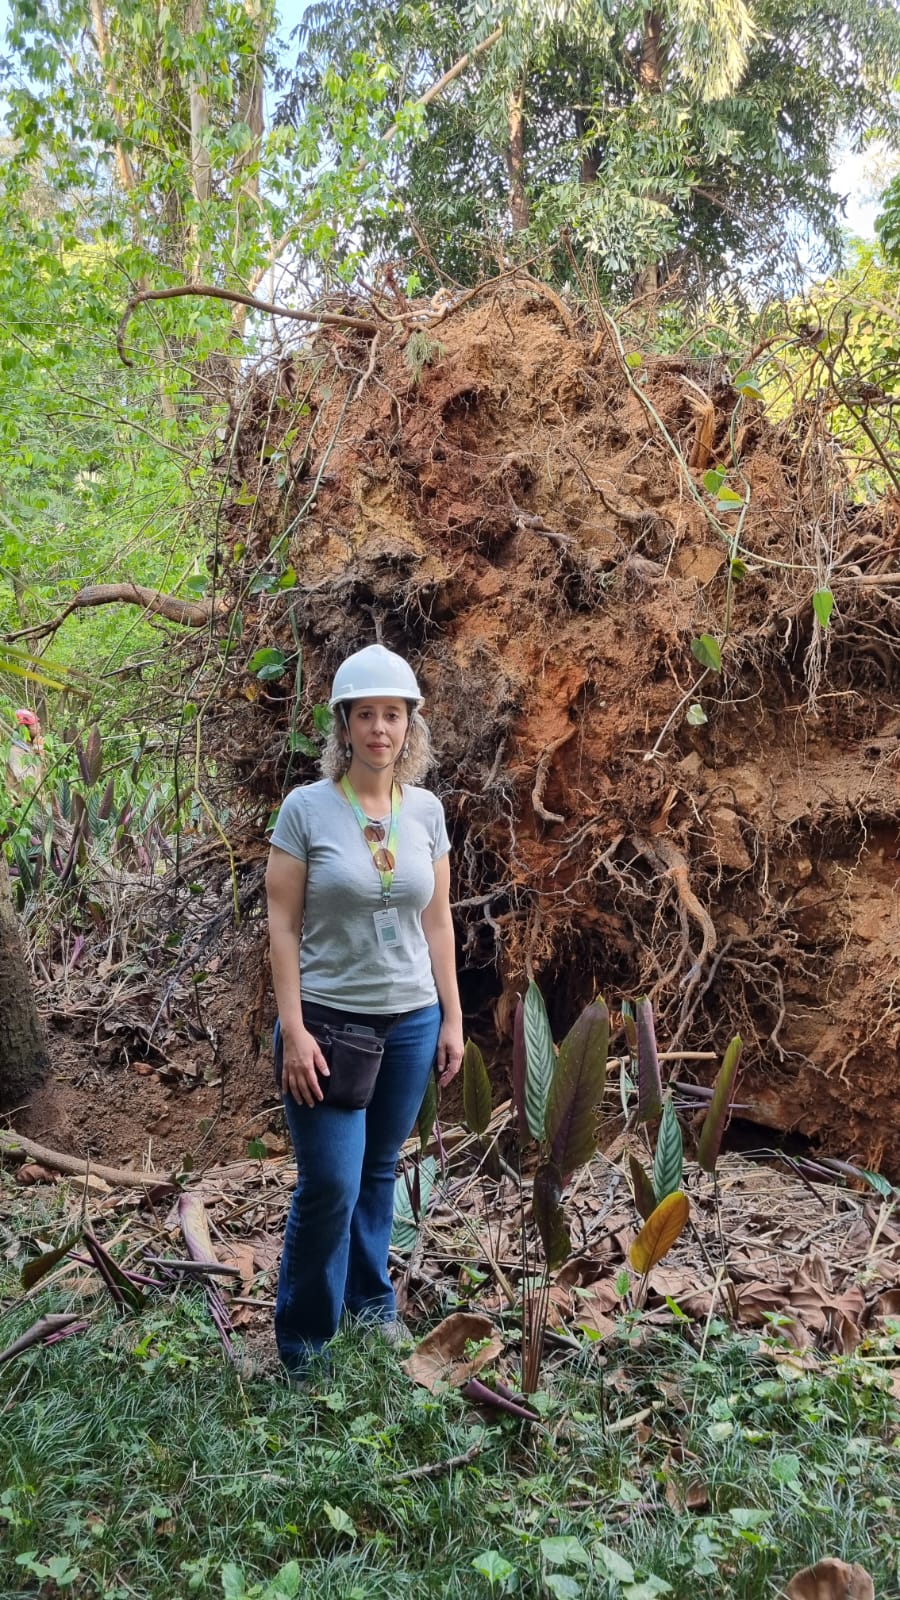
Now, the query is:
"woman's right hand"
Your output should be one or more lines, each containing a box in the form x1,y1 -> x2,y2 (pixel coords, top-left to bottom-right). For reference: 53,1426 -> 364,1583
281,1025 -> 330,1107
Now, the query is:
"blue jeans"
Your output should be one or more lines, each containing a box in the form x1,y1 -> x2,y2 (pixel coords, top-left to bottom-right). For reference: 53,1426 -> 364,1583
274,1001 -> 441,1374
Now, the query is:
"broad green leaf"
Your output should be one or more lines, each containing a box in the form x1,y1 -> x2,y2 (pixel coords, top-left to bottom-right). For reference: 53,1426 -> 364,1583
545,1576 -> 581,1600
624,351 -> 642,368
594,1544 -> 635,1583
685,703 -> 708,727
629,1191 -> 690,1273
287,731 -> 318,755
523,981 -> 555,1142
261,1561 -> 301,1600
544,998 -> 609,1177
532,1161 -> 571,1270
729,557 -> 748,581
220,1562 -> 246,1600
635,996 -> 662,1123
691,634 -> 722,673
416,1071 -> 437,1149
653,1097 -> 684,1200
622,1581 -> 673,1600
511,997 -> 528,1139
696,1035 -> 742,1172
702,466 -> 726,494
472,1551 -> 516,1585
813,588 -> 834,629
247,647 -> 287,680
391,1157 -> 436,1253
462,1039 -> 492,1135
539,1536 -> 591,1568
715,485 -> 744,511
628,1154 -> 657,1221
732,369 -> 765,401
323,1502 -> 355,1536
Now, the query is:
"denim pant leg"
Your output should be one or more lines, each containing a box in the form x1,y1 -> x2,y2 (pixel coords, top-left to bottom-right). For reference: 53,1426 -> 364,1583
275,1089 -> 367,1371
344,1001 -> 441,1321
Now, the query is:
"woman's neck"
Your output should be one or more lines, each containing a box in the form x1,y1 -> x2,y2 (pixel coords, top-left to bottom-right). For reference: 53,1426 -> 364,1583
344,760 -> 397,812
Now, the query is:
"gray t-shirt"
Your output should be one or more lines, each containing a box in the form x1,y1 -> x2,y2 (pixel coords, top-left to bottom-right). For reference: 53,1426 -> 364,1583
269,778 -> 451,1013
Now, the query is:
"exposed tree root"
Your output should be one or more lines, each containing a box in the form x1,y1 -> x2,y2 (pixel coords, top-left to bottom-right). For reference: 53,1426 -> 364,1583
5,584 -> 232,641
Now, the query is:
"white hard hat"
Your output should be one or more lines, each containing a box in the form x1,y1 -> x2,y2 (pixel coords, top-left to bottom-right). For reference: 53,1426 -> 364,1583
329,644 -> 422,709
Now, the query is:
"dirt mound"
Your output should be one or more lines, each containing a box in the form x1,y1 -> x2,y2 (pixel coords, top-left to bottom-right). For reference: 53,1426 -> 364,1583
18,292 -> 898,1177
203,292 -> 900,1170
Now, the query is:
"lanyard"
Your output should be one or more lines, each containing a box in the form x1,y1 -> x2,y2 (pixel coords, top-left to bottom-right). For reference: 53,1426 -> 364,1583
340,776 -> 401,904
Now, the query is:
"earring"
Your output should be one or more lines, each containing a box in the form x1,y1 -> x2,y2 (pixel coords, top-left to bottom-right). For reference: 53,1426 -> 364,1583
400,743 -> 409,759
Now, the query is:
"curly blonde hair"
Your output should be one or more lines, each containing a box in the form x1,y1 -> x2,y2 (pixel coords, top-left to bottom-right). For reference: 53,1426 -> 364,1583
319,703 -> 435,786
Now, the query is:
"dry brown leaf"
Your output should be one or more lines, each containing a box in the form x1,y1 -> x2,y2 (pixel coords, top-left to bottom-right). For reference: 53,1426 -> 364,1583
250,1234 -> 281,1274
217,1242 -> 256,1291
14,1163 -> 58,1185
783,1557 -> 875,1599
804,1252 -> 834,1290
664,1475 -> 710,1513
876,1288 -> 900,1321
401,1312 -> 502,1393
737,1280 -> 795,1325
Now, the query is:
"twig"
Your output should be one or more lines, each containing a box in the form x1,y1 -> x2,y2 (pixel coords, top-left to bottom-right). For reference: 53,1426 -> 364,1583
118,285 -> 378,366
388,1441 -> 485,1482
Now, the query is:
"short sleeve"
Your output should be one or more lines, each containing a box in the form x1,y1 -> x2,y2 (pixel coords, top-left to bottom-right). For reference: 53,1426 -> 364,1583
269,787 -> 310,863
430,795 -> 451,862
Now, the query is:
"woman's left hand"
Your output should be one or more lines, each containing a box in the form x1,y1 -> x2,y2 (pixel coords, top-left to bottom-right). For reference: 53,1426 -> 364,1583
436,1017 -> 464,1087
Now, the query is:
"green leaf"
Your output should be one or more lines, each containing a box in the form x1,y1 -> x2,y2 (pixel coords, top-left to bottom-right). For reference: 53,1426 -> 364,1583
696,1035 -> 742,1173
594,1544 -> 635,1583
462,1038 -> 492,1135
288,731 -> 318,755
221,1562 -> 246,1600
702,466 -> 726,494
472,1551 -> 515,1586
652,1097 -> 683,1200
391,1156 -> 437,1253
691,634 -> 722,673
622,1581 -> 673,1600
715,485 -> 744,512
523,981 -> 555,1142
624,351 -> 642,368
312,703 -> 333,734
416,1071 -> 437,1150
532,1161 -> 571,1270
261,1562 -> 301,1600
546,1577 -> 582,1600
539,1536 -> 591,1568
685,703 -> 708,727
628,1154 -> 658,1221
732,369 -> 765,401
544,998 -> 609,1177
323,1502 -> 356,1536
44,1557 -> 80,1587
635,996 -> 662,1123
277,566 -> 298,589
247,647 -> 287,680
246,1138 -> 268,1158
813,588 -> 834,629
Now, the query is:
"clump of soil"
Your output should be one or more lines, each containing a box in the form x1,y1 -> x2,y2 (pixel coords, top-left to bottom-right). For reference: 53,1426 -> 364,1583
17,292 -> 900,1175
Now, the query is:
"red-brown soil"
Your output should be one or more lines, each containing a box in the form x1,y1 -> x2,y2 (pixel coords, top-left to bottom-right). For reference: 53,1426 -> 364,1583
14,293 -> 900,1176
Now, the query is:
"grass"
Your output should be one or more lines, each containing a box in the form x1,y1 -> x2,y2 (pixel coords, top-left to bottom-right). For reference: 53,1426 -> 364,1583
2,1185 -> 899,1600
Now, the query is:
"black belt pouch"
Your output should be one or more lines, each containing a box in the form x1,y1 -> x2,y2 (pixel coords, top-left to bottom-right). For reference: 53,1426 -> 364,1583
274,1018 -> 386,1110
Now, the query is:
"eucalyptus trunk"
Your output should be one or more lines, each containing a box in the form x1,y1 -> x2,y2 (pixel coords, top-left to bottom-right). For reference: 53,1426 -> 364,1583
505,79 -> 529,232
0,850 -> 48,1112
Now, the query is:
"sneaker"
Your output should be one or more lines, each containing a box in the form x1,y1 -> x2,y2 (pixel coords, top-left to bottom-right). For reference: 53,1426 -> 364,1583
375,1317 -> 414,1349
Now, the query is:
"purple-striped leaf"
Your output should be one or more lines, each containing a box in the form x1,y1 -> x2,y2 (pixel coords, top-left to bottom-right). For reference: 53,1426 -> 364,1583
635,996 -> 663,1123
544,998 -> 609,1179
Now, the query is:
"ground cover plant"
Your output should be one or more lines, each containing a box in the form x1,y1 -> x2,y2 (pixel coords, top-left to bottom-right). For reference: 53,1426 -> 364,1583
2,1169 -> 899,1600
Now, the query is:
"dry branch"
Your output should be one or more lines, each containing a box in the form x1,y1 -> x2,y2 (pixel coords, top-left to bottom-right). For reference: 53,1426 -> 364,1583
4,583 -> 232,642
117,284 -> 379,366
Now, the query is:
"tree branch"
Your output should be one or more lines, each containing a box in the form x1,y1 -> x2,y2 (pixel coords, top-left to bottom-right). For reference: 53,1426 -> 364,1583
5,584 -> 232,643
117,285 -> 379,366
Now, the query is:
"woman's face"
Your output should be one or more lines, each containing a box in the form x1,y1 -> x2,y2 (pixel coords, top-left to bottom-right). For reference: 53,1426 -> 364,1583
345,698 -> 409,772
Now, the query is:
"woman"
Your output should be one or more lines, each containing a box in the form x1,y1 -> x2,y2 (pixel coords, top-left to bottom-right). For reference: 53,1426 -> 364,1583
266,643 -> 464,1378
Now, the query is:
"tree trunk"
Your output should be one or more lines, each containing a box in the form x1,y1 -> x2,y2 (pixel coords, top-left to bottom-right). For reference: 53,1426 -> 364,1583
0,851 -> 48,1113
639,10 -> 663,92
505,79 -> 529,232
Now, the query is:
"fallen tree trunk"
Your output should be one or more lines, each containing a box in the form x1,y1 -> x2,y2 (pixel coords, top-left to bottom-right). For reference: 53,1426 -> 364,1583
0,1128 -> 177,1190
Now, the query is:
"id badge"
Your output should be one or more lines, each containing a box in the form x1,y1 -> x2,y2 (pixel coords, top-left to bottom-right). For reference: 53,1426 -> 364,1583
373,907 -> 402,950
